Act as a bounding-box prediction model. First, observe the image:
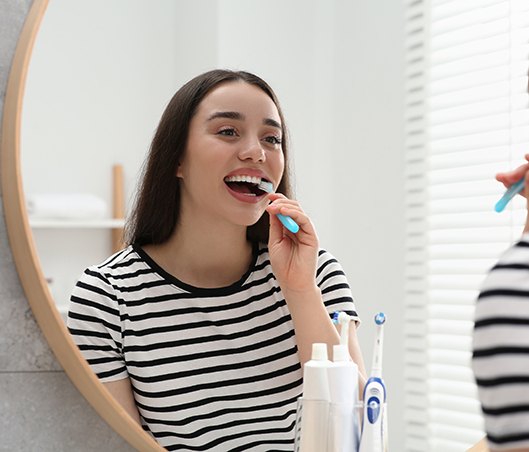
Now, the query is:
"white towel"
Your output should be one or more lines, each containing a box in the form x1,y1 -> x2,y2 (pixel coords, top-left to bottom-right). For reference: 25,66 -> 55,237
27,193 -> 108,220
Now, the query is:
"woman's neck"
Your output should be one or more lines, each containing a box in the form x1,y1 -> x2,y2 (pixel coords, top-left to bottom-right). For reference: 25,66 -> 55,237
143,221 -> 255,288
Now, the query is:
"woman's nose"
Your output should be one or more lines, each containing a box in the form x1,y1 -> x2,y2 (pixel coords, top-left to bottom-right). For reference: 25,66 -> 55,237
238,140 -> 265,163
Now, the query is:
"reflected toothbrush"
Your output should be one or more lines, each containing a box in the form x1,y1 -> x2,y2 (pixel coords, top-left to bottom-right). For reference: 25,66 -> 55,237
495,176 -> 526,212
257,180 -> 300,233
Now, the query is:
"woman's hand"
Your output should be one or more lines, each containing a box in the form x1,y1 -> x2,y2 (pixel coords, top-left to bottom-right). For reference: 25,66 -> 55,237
496,154 -> 529,196
497,154 -> 529,233
265,193 -> 319,295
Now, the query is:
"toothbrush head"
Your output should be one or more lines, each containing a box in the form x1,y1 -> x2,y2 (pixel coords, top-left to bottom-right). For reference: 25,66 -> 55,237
374,312 -> 386,325
257,180 -> 274,194
338,311 -> 350,327
331,311 -> 351,326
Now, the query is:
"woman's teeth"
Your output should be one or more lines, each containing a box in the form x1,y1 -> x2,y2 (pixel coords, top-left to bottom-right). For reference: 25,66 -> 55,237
224,175 -> 263,184
224,175 -> 268,196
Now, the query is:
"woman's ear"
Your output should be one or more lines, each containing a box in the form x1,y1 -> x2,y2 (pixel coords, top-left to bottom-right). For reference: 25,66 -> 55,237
176,163 -> 183,179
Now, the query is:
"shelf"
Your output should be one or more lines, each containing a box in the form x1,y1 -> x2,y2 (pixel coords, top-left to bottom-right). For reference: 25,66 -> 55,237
29,218 -> 125,229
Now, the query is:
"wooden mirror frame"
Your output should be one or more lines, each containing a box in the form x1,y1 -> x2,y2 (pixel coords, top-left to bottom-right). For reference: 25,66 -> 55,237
0,1 -> 162,449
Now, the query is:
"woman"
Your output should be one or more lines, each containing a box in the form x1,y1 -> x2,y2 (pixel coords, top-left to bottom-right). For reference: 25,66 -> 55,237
472,155 -> 529,452
68,69 -> 366,451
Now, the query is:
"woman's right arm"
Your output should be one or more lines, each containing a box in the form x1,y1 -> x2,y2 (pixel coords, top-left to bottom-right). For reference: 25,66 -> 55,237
103,378 -> 142,424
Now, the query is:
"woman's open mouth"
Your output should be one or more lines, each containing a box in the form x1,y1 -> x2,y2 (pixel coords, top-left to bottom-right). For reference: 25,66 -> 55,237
224,175 -> 271,202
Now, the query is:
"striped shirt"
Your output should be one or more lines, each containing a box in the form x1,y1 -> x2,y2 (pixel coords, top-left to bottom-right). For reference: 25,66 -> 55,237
67,242 -> 358,451
472,235 -> 529,450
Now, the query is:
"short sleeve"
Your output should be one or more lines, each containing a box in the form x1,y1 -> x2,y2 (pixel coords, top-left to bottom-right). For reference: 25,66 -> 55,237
316,249 -> 360,325
67,266 -> 128,382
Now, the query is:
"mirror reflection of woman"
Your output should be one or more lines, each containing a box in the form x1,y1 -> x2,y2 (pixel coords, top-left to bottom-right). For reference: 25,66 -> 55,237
67,69 -> 366,450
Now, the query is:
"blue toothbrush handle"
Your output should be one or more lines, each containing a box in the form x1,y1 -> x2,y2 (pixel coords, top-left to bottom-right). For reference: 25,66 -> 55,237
495,177 -> 526,212
277,213 -> 299,234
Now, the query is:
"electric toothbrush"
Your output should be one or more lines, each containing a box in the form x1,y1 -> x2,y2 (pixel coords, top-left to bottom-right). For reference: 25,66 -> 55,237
257,180 -> 300,233
359,312 -> 387,452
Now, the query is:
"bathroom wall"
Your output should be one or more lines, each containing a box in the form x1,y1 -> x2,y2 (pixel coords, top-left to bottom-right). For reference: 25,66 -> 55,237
1,0 -> 405,449
0,1 -> 132,450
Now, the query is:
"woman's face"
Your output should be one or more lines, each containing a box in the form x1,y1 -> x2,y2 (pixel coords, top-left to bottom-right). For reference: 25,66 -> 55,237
177,81 -> 285,230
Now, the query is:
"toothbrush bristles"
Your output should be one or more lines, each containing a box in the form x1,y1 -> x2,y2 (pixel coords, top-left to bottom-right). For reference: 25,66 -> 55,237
258,180 -> 274,194
374,312 -> 386,325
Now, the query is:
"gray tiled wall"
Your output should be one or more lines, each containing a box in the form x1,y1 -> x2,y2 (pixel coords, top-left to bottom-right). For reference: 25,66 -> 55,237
0,1 -> 133,450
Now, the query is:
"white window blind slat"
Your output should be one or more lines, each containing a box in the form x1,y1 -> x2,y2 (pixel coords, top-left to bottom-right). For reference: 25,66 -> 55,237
431,411 -> 485,433
429,292 -> 482,306
429,320 -> 474,336
430,147 -> 510,168
428,395 -> 482,416
429,226 -> 513,243
429,334 -> 473,351
430,97 -> 509,125
429,180 -> 504,198
429,302 -> 478,321
430,379 -> 479,397
429,67 -> 510,96
429,213 -> 514,230
431,37 -> 509,67
431,48 -> 512,81
428,241 -> 510,256
430,274 -> 485,289
430,159 -> 506,175
430,197 -> 511,214
431,1 -> 508,26
430,130 -> 509,154
431,114 -> 510,140
430,431 -> 485,452
431,21 -> 509,53
429,81 -> 510,110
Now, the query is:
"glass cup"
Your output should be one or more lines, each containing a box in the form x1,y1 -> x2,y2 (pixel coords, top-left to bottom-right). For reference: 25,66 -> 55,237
294,398 -> 364,452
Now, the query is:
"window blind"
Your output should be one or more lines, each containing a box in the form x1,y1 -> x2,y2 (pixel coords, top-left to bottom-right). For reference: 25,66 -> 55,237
404,0 -> 529,450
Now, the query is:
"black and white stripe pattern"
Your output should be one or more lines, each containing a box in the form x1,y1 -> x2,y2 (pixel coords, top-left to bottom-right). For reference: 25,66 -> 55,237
472,236 -> 529,450
68,243 -> 358,451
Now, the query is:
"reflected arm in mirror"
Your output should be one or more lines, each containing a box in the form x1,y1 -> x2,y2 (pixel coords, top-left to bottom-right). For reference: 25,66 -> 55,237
103,378 -> 141,425
348,322 -> 367,393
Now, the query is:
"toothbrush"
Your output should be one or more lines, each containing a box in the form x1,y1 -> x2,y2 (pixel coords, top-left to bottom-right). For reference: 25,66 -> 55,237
495,175 -> 526,212
257,180 -> 300,233
359,312 -> 387,452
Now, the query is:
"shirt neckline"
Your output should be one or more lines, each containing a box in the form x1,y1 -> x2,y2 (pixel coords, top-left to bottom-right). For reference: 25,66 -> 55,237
132,241 -> 261,296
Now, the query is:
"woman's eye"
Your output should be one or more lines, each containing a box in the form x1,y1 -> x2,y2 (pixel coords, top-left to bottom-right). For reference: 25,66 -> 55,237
264,136 -> 282,145
218,128 -> 237,137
